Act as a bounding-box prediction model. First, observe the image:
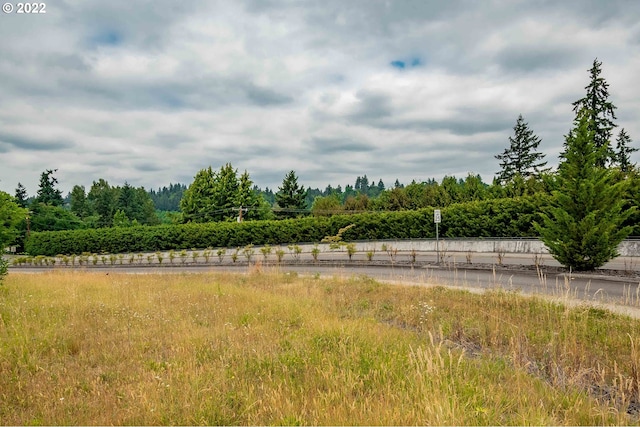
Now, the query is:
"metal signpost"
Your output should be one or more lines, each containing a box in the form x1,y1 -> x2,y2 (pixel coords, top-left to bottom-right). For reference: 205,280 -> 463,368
434,209 -> 441,264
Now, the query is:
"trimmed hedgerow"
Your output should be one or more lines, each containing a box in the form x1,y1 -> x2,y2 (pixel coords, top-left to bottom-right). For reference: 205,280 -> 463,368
25,196 -> 548,256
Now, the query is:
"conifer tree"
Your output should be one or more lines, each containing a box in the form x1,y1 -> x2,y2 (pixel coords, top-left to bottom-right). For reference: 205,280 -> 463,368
87,179 -> 116,227
615,128 -> 637,173
495,114 -> 547,184
235,170 -> 272,221
70,185 -> 89,218
180,167 -> 216,223
14,183 -> 28,208
275,170 -> 307,218
571,58 -> 617,167
35,169 -> 64,207
535,111 -> 634,270
180,164 -> 239,223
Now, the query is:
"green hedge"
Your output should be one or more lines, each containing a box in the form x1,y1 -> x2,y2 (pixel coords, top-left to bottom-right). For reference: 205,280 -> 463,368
24,196 -> 549,256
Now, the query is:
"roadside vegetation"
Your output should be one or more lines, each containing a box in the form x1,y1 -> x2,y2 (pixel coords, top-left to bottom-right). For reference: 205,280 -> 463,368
1,270 -> 639,425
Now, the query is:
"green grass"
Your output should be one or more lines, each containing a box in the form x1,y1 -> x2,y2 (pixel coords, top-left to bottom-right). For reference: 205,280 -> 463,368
0,269 -> 638,425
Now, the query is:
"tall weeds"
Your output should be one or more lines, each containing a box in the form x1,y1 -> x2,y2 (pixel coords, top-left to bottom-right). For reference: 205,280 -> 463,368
0,271 -> 638,424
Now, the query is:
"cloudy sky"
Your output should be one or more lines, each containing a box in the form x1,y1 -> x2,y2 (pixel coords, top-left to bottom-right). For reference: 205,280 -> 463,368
1,0 -> 639,196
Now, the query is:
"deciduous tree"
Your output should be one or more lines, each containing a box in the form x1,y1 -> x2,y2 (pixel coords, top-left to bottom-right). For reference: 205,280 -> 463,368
0,191 -> 27,249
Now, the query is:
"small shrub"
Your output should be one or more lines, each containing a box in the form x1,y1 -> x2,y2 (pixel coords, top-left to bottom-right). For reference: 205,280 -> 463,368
260,244 -> 272,261
146,254 -> 155,264
346,243 -> 356,261
192,251 -> 200,264
288,244 -> 302,261
156,252 -> 164,264
366,249 -> 375,261
231,248 -> 239,263
217,248 -> 226,263
169,250 -> 176,264
311,244 -> 320,262
179,250 -> 188,264
275,248 -> 285,263
243,245 -> 254,263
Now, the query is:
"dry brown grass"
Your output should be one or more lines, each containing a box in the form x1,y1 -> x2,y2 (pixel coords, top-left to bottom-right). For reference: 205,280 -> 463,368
0,269 -> 639,425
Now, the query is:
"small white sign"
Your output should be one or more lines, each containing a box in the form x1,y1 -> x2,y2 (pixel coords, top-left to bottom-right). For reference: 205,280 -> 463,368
434,209 -> 441,223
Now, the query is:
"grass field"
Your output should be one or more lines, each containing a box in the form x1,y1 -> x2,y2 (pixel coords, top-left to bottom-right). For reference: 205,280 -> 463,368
1,268 -> 639,425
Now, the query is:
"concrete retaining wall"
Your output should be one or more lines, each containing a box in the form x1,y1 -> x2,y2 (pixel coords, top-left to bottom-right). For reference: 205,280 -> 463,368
295,239 -> 640,257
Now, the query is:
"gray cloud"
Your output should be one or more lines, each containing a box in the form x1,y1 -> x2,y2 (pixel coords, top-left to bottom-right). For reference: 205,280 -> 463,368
0,0 -> 639,195
0,132 -> 74,151
308,137 -> 376,154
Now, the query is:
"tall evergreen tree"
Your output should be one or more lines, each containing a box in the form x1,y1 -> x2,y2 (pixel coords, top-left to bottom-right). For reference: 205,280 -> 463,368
14,183 -> 28,208
70,185 -> 91,218
571,58 -> 617,167
116,182 -> 138,221
35,169 -> 64,207
535,111 -> 634,270
180,167 -> 216,223
235,170 -> 272,221
87,179 -> 116,228
212,163 -> 239,220
614,128 -> 637,173
275,170 -> 307,218
495,114 -> 547,184
180,164 -> 240,223
133,187 -> 160,225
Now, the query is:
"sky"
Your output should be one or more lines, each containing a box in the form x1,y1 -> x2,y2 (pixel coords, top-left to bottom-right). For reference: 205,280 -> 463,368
1,0 -> 640,196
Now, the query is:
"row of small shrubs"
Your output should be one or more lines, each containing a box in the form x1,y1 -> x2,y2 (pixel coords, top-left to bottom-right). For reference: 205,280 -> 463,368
25,196 -> 548,256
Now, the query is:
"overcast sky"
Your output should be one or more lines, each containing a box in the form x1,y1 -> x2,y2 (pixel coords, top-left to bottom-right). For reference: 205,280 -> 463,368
1,0 -> 639,196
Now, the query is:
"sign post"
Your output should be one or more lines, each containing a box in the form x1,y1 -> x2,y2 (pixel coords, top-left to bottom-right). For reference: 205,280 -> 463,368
434,209 -> 441,264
